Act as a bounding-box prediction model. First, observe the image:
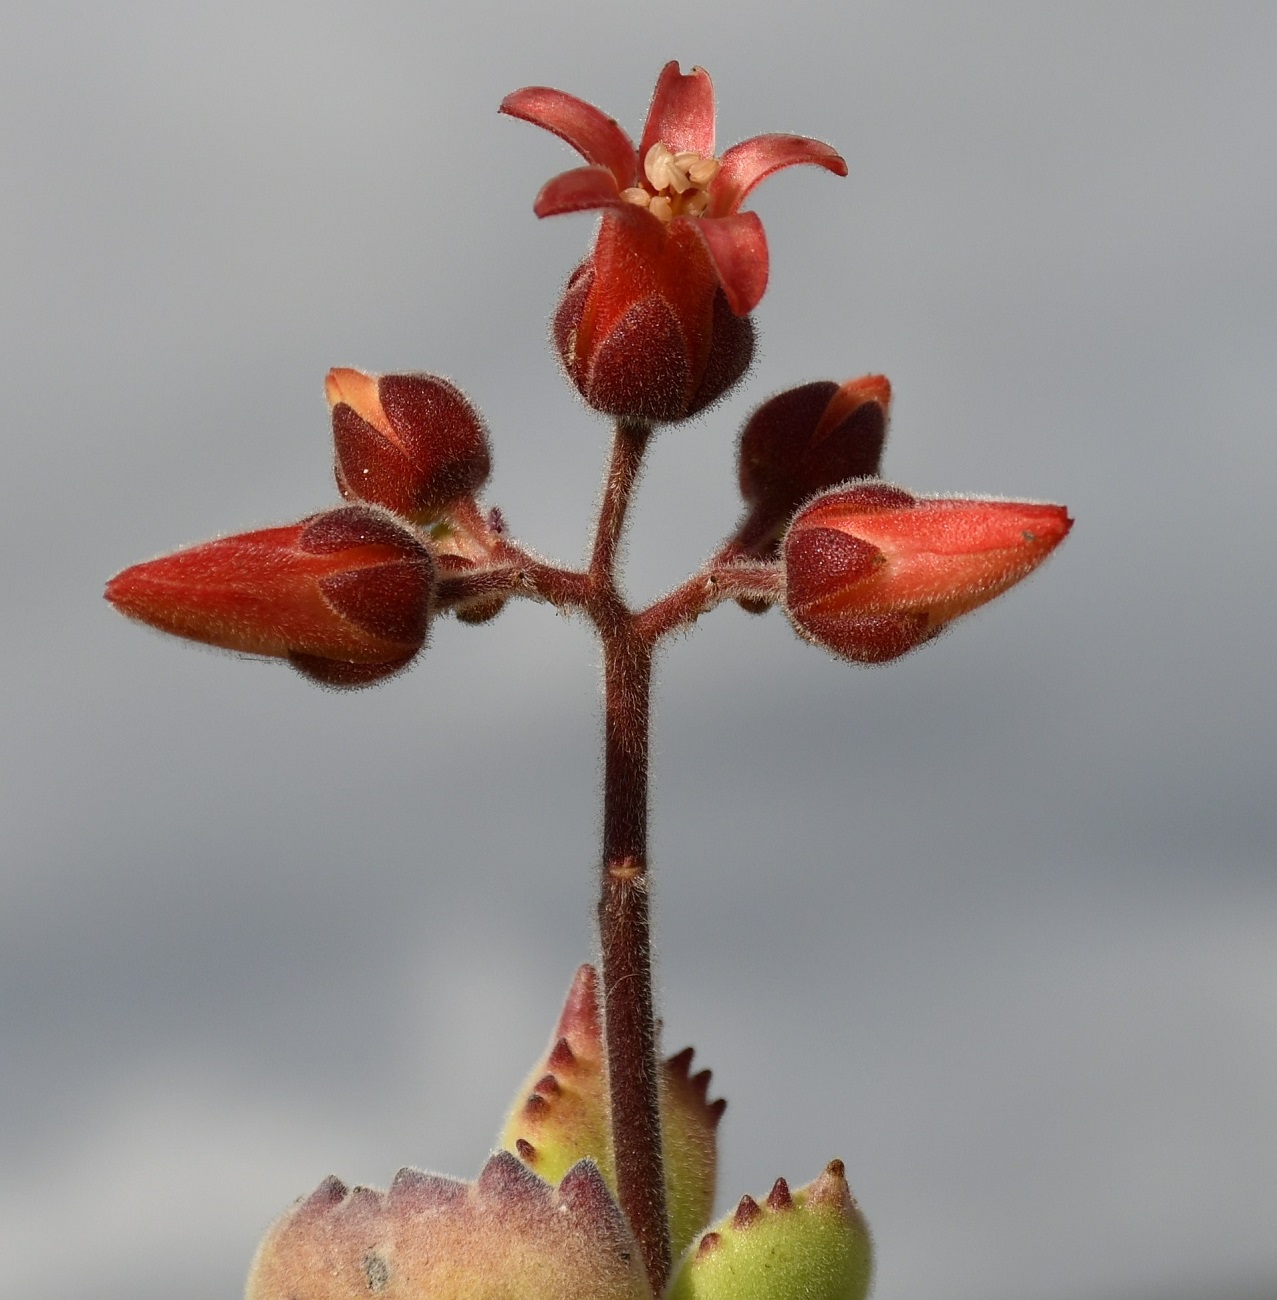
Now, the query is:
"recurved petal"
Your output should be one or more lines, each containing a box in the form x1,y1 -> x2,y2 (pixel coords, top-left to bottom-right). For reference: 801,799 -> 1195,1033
500,87 -> 637,189
533,165 -> 634,218
639,62 -> 715,161
710,134 -> 848,216
693,211 -> 769,316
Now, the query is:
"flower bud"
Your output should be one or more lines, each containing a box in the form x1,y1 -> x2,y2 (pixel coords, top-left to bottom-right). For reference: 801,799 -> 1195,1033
736,376 -> 890,555
105,505 -> 435,686
326,369 -> 491,523
667,1161 -> 872,1300
553,217 -> 755,424
783,482 -> 1072,663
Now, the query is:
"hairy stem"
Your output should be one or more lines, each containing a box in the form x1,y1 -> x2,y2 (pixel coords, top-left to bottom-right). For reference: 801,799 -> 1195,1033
599,633 -> 667,1292
591,420 -> 651,589
590,420 -> 670,1293
635,558 -> 785,644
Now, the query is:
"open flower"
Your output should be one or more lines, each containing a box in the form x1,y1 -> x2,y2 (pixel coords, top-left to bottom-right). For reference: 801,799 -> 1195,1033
502,62 -> 847,423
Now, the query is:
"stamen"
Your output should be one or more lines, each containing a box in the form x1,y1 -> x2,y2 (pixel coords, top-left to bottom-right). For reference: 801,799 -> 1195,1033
664,165 -> 694,195
621,188 -> 651,208
640,142 -> 722,223
644,143 -> 679,193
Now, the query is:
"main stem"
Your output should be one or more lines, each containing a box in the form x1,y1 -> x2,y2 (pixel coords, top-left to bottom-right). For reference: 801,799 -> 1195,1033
591,420 -> 670,1294
600,634 -> 665,1290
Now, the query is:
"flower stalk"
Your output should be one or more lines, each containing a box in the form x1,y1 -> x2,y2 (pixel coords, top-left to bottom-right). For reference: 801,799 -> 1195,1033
586,418 -> 669,1291
599,630 -> 665,1289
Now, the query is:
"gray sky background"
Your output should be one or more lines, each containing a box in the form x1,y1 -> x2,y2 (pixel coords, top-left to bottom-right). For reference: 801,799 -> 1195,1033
3,4 -> 1275,1299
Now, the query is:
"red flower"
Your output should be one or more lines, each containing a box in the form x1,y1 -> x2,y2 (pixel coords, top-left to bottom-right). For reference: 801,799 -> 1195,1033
784,483 -> 1072,663
105,506 -> 436,687
502,62 -> 847,423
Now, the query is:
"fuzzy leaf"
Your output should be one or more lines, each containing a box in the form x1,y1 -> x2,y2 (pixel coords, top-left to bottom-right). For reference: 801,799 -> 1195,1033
246,1153 -> 652,1300
667,1161 -> 872,1300
501,964 -> 725,1258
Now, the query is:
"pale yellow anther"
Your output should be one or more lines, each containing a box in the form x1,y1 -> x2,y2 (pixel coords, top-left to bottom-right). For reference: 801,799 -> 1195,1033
644,142 -> 683,193
621,187 -> 652,208
640,141 -> 722,223
667,170 -> 694,194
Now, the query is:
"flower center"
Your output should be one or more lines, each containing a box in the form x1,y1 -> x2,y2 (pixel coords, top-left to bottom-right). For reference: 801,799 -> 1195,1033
621,143 -> 722,222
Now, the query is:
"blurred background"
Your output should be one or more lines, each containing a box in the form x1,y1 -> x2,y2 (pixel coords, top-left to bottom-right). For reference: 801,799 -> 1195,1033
3,4 -> 1274,1298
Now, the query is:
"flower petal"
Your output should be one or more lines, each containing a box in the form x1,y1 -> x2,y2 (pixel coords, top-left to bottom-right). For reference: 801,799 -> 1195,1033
640,62 -> 715,160
534,165 -> 631,218
692,212 -> 769,316
710,135 -> 848,216
500,87 -> 637,190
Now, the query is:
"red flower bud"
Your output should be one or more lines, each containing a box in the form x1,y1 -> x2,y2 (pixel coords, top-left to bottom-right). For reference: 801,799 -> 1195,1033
784,482 -> 1072,663
737,375 -> 891,554
326,369 -> 491,523
105,505 -> 436,687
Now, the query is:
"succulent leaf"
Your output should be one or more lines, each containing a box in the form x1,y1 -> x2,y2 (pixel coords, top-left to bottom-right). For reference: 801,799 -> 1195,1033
500,964 -> 724,1258
246,1153 -> 653,1300
666,1160 -> 872,1300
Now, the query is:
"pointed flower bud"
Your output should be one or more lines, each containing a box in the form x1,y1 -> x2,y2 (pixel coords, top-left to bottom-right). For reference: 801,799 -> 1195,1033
502,62 -> 846,423
784,482 -> 1072,663
501,964 -> 724,1261
667,1160 -> 872,1300
736,376 -> 891,556
105,505 -> 435,687
326,369 -> 491,523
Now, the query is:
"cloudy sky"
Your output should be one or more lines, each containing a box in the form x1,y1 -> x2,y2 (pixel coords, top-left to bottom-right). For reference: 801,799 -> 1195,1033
3,3 -> 1274,1299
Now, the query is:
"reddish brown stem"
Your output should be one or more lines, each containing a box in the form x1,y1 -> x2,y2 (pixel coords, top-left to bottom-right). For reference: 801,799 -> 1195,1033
433,558 -> 592,612
635,559 -> 785,644
586,420 -> 670,1294
598,631 -> 667,1293
590,420 -> 651,590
